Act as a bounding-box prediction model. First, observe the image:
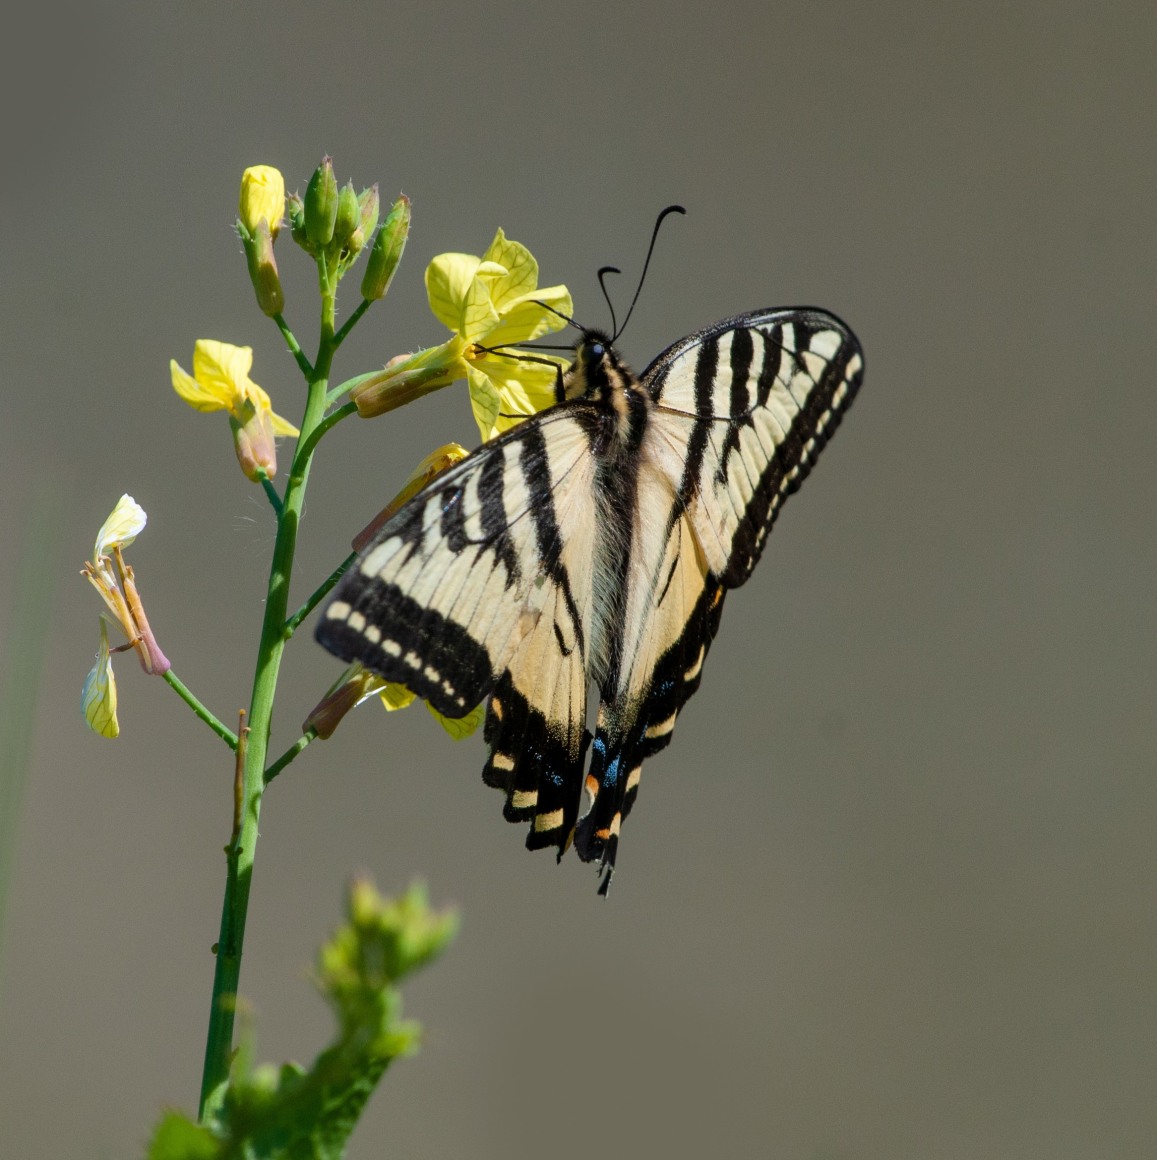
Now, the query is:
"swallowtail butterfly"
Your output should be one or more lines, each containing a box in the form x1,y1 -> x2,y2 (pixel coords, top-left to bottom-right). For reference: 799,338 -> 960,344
318,295 -> 863,892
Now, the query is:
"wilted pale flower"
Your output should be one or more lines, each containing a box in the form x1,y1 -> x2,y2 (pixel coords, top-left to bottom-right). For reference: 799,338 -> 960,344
81,494 -> 169,676
170,340 -> 298,480
349,230 -> 572,439
239,165 -> 286,238
81,618 -> 119,739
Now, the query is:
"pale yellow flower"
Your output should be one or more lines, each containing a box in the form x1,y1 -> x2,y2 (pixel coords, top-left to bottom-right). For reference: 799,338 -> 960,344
170,340 -> 298,480
426,229 -> 572,441
349,231 -> 572,439
239,165 -> 286,238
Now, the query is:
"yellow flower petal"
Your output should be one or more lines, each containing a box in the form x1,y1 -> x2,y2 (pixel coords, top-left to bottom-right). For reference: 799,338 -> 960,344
81,619 -> 119,739
94,494 -> 147,559
483,284 -> 574,349
428,699 -> 484,740
378,683 -> 417,711
466,365 -> 503,443
192,340 -> 255,402
480,229 -> 539,311
170,359 -> 230,413
426,253 -> 484,335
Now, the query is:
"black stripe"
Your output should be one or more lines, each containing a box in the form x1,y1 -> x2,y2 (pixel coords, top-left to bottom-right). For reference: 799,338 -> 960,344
677,337 -> 719,507
728,327 -> 753,416
477,448 -> 521,586
518,425 -> 586,657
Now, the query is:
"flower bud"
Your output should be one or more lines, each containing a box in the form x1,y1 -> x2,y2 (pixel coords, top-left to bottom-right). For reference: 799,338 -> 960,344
304,156 -> 338,247
230,407 -> 278,482
303,663 -> 383,739
358,184 -> 380,240
361,194 -> 410,301
353,442 -> 470,551
288,192 -> 309,251
239,165 -> 286,239
348,340 -> 466,419
81,618 -> 120,739
244,219 -> 285,317
333,181 -> 360,251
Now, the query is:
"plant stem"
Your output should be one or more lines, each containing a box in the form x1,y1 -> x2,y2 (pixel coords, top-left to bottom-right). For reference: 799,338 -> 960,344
198,289 -> 338,1118
259,476 -> 283,517
295,401 -> 357,466
333,298 -> 371,349
264,729 -> 317,785
274,313 -> 313,378
284,551 -> 356,638
163,671 -> 238,750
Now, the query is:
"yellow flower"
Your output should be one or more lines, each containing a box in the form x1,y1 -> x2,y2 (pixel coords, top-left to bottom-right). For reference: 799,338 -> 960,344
426,229 -> 573,441
348,230 -> 572,439
239,165 -> 286,238
170,340 -> 298,480
81,618 -> 119,739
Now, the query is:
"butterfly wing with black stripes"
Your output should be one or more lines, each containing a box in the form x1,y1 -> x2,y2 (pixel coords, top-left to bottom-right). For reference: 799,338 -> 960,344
574,308 -> 863,889
317,305 -> 863,892
317,403 -> 611,851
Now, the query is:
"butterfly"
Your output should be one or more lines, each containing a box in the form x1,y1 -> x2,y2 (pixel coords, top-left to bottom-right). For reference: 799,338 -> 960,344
317,303 -> 863,892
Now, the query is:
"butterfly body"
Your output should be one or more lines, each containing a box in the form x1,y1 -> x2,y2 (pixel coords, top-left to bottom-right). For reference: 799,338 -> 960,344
318,307 -> 863,892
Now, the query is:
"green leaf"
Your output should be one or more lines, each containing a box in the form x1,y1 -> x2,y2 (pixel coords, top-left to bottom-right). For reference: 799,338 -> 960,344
148,880 -> 456,1160
146,1111 -> 220,1160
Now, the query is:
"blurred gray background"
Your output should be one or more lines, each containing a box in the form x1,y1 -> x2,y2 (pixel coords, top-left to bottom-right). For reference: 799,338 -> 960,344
2,1 -> 1155,1156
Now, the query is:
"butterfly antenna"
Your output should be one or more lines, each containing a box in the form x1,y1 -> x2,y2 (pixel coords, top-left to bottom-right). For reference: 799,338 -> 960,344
597,265 -> 622,338
613,204 -> 687,342
532,299 -> 583,330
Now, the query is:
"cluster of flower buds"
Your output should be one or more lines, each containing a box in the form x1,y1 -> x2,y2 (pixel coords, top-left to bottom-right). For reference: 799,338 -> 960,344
288,157 -> 410,292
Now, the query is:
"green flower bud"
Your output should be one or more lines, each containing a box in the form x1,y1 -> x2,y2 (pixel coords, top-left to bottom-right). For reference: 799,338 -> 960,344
304,156 -> 338,247
358,184 -> 380,239
244,219 -> 285,317
361,194 -> 410,301
288,192 -> 309,252
333,181 -> 360,250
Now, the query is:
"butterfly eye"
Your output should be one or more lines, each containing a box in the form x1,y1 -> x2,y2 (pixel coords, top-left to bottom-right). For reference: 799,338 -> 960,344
589,342 -> 605,360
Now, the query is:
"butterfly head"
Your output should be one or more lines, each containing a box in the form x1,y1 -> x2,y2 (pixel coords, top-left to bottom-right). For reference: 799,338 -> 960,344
563,329 -> 640,407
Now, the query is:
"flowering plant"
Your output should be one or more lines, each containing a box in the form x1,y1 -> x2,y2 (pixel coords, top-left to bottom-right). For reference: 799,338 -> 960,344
79,158 -> 571,1157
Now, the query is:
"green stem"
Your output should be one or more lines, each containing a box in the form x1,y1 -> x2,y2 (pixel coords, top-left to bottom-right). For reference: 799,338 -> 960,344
296,401 -> 357,465
163,671 -> 238,750
264,729 -> 317,785
259,476 -> 283,517
274,313 -> 312,378
198,289 -> 338,1118
333,297 -> 371,349
285,551 -> 356,638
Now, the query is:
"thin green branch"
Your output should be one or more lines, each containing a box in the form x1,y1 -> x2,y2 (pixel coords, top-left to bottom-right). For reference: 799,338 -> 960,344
263,729 -> 317,786
163,671 -> 239,750
274,313 -> 312,378
333,298 -> 372,349
259,476 -> 283,516
285,551 -> 356,638
296,400 -> 357,464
